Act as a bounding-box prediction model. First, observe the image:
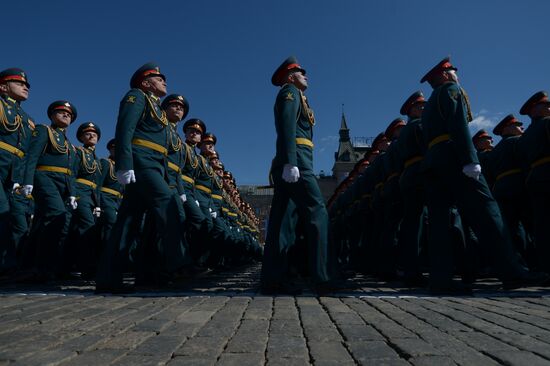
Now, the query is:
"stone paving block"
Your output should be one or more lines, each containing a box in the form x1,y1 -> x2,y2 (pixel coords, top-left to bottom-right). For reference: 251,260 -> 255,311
269,319 -> 303,336
217,352 -> 265,366
346,340 -> 400,361
301,326 -> 342,342
359,360 -> 410,366
266,357 -> 310,366
390,337 -> 445,358
491,333 -> 550,359
452,331 -> 517,352
267,334 -> 308,359
445,298 -> 550,337
111,354 -> 172,366
225,333 -> 267,353
174,336 -> 227,357
319,297 -> 354,313
16,348 -> 77,366
58,349 -> 126,366
95,330 -> 156,350
51,333 -> 104,352
243,298 -> 272,320
419,332 -> 500,365
307,341 -> 354,364
197,322 -> 240,337
238,319 -> 270,333
330,311 -> 366,325
176,310 -> 217,324
409,355 -> 458,365
338,324 -> 385,341
128,334 -> 187,356
490,350 -> 550,366
167,355 -> 217,365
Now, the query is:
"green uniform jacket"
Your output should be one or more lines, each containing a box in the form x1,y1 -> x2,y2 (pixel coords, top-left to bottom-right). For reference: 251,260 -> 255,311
396,118 -> 425,192
382,141 -> 401,203
210,175 -> 224,212
272,83 -> 314,171
115,89 -> 168,173
181,142 -> 199,193
23,124 -> 75,195
0,95 -> 34,184
477,149 -> 495,187
517,117 -> 550,187
194,155 -> 214,208
487,136 -> 524,198
73,146 -> 102,204
99,158 -> 123,197
421,81 -> 478,173
166,123 -> 185,194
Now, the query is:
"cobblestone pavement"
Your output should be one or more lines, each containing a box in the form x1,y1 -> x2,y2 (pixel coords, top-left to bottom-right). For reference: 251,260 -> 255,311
1,265 -> 550,365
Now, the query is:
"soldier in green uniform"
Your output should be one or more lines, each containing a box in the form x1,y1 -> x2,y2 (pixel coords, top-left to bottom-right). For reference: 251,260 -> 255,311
98,139 -> 122,246
368,133 -> 390,276
0,68 -> 34,275
180,118 -> 215,266
261,56 -> 332,294
158,93 -> 192,272
395,91 -> 427,285
66,122 -> 103,277
490,115 -> 532,264
420,57 -> 547,293
23,101 -> 78,280
472,129 -> 495,187
96,63 -> 185,293
517,92 -> 550,273
379,118 -> 407,279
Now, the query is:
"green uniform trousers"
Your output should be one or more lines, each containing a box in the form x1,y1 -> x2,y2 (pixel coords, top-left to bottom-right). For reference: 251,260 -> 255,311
96,168 -> 185,287
261,168 -> 330,286
424,169 -> 526,288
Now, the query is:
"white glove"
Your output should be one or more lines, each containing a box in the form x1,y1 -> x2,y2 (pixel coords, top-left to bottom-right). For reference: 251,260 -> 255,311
180,193 -> 187,203
68,196 -> 78,210
195,200 -> 200,207
93,207 -> 102,218
211,211 -> 217,219
462,163 -> 482,180
12,183 -> 21,193
22,184 -> 33,196
116,170 -> 136,185
282,164 -> 300,183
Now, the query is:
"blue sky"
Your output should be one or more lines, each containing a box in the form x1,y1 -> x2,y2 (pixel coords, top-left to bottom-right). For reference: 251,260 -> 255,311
4,1 -> 548,184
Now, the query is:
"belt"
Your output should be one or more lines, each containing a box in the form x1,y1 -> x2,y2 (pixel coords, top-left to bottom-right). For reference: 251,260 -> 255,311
0,141 -> 24,158
195,184 -> 212,194
36,165 -> 72,175
132,138 -> 168,156
404,156 -> 423,168
211,194 -> 223,200
296,137 -> 314,148
76,178 -> 97,189
531,156 -> 550,169
101,186 -> 123,198
181,174 -> 195,185
386,172 -> 399,182
495,168 -> 522,182
428,134 -> 450,149
167,161 -> 180,172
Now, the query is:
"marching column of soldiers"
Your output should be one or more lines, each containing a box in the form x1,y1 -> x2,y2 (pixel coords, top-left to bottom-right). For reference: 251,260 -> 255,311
0,64 -> 263,293
328,57 -> 550,294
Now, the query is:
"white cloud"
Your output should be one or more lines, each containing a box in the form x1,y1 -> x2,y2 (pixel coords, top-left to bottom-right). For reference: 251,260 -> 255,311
469,115 -> 496,130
